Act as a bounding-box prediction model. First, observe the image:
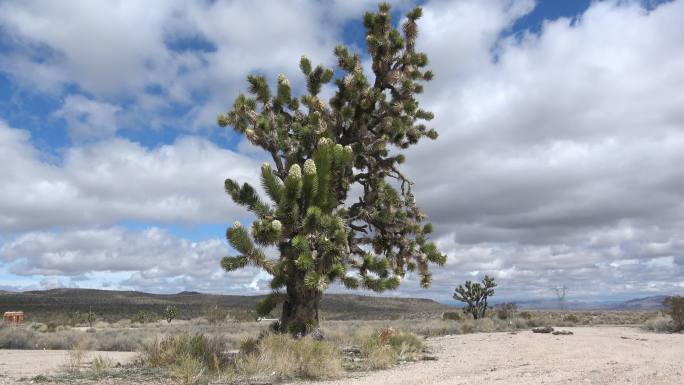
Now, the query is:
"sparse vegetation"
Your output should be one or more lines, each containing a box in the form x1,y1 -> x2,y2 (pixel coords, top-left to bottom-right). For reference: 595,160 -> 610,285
133,310 -> 155,324
644,316 -> 673,333
441,310 -> 463,321
495,303 -> 517,320
205,305 -> 229,324
232,334 -> 343,380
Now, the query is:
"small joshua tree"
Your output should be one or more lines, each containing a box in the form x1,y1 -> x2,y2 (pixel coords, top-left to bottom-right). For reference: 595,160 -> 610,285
164,305 -> 178,324
663,296 -> 684,332
453,276 -> 496,319
87,306 -> 95,327
218,3 -> 446,335
553,285 -> 568,310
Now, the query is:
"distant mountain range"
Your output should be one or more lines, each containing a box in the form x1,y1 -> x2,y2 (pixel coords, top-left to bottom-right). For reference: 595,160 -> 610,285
514,295 -> 670,310
0,288 -> 451,322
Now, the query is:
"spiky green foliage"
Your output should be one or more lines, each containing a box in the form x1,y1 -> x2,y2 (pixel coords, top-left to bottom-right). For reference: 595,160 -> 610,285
219,3 -> 446,335
453,276 -> 497,319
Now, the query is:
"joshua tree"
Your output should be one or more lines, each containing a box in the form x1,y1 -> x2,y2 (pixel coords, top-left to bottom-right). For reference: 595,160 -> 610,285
453,276 -> 497,319
663,296 -> 684,331
164,305 -> 178,324
553,285 -> 568,310
87,306 -> 95,327
218,3 -> 446,336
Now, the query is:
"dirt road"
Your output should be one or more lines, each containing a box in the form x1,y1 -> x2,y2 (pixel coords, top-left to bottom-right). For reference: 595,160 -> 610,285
295,326 -> 683,385
0,349 -> 136,382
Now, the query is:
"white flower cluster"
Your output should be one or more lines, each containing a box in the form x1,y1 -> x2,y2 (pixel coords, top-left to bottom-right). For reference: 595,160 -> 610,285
288,164 -> 302,179
277,73 -> 290,86
303,159 -> 317,176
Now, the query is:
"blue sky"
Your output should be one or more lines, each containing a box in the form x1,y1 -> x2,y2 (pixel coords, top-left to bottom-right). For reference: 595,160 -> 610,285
1,0 -> 683,303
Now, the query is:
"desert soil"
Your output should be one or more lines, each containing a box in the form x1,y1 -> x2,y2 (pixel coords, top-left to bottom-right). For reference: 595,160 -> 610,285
0,326 -> 681,384
295,326 -> 683,385
0,349 -> 136,383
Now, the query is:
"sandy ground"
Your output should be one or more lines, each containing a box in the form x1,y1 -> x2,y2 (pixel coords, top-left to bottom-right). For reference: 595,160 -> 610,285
0,349 -> 136,383
295,326 -> 684,385
0,326 -> 681,384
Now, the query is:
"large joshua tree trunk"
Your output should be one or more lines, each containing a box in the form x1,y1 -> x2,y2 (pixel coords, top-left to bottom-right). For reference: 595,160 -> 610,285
280,279 -> 321,336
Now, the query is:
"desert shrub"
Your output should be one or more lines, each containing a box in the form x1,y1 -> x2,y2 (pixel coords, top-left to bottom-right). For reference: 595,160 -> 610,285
64,348 -> 86,374
133,310 -> 155,324
562,314 -> 580,324
29,322 -> 49,333
441,311 -> 462,321
664,296 -> 684,332
95,330 -> 140,351
511,317 -> 530,329
230,309 -> 257,323
90,355 -> 113,378
206,306 -> 229,324
359,328 -> 423,369
233,334 -> 342,380
140,334 -> 229,372
645,316 -> 672,333
239,337 -> 260,355
361,340 -> 396,369
460,321 -> 476,334
114,319 -> 132,328
170,354 -> 205,385
495,303 -> 517,320
0,328 -> 35,349
518,311 -> 533,320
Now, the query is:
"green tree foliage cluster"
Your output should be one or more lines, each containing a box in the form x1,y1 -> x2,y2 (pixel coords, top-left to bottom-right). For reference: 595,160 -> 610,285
453,276 -> 496,319
218,3 -> 445,335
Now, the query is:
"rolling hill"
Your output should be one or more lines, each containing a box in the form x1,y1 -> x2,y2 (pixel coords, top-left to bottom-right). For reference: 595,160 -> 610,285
0,288 -> 451,322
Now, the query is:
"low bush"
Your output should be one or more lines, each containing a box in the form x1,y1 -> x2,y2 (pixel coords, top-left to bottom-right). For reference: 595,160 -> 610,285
360,328 -> 423,369
90,355 -> 113,378
169,354 -> 205,385
518,311 -> 533,320
441,311 -> 463,321
206,306 -> 229,324
645,316 -> 673,333
140,334 -> 228,371
495,303 -> 517,320
562,314 -> 580,325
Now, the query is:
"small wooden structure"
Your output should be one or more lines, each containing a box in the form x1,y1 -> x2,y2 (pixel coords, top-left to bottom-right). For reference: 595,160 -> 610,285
3,311 -> 25,326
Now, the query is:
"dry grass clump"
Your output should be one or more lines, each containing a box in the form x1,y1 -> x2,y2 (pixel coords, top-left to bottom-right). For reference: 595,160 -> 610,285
63,345 -> 87,374
232,334 -> 343,380
359,328 -> 423,369
169,354 -> 205,385
90,354 -> 114,378
140,332 -> 343,383
140,334 -> 229,371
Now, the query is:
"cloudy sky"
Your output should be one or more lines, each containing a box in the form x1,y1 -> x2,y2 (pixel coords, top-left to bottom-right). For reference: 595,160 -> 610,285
1,0 -> 683,303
